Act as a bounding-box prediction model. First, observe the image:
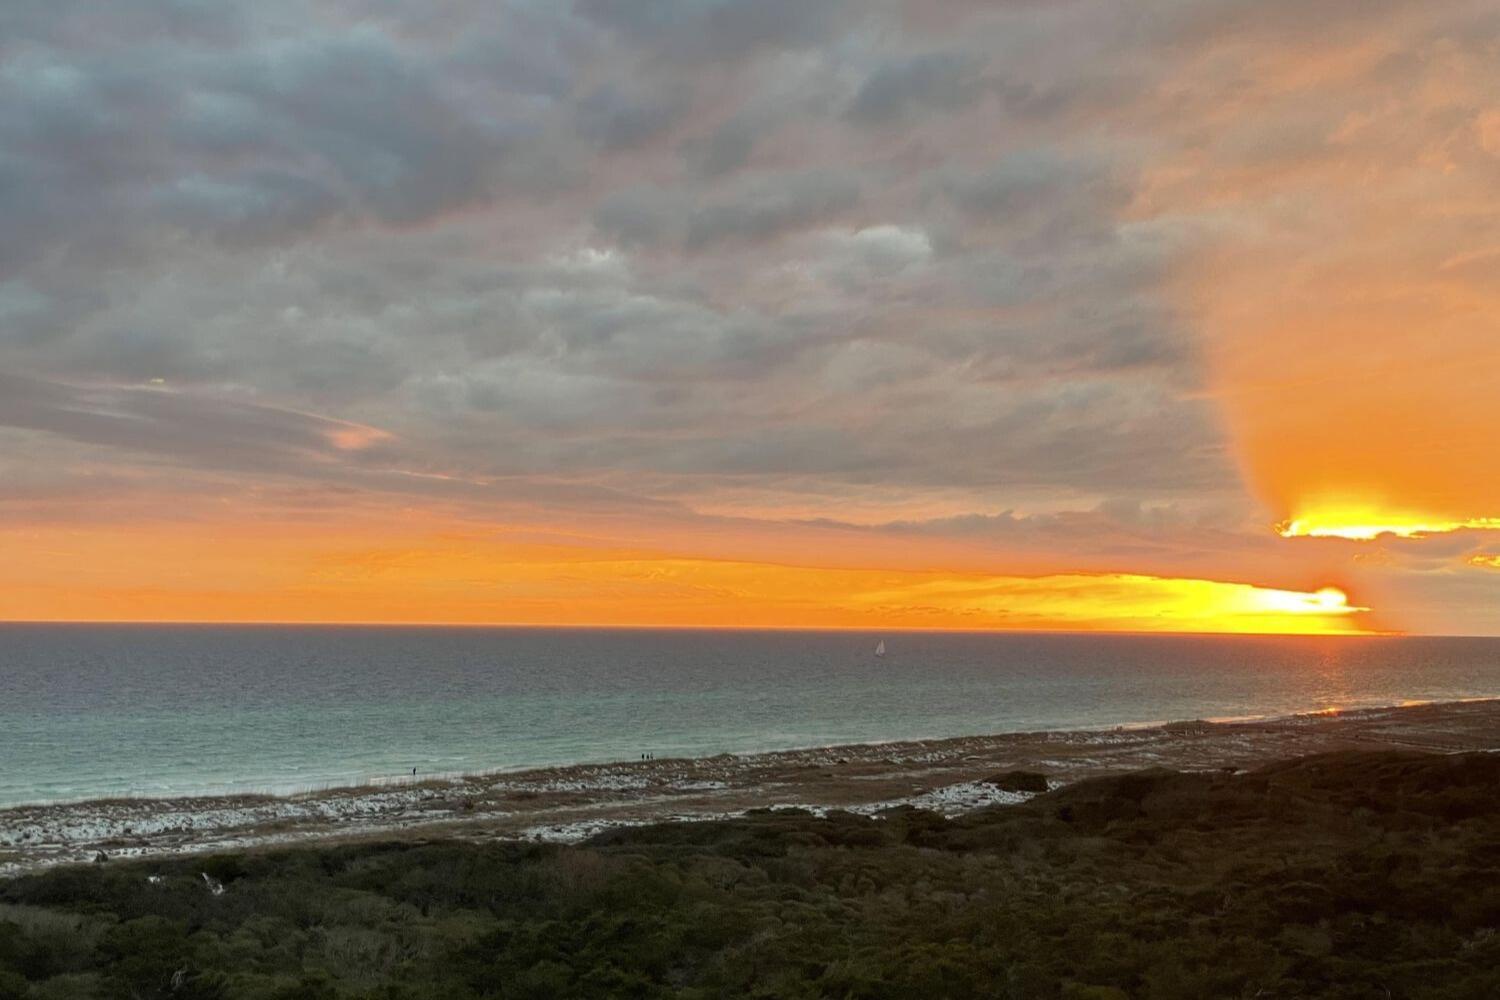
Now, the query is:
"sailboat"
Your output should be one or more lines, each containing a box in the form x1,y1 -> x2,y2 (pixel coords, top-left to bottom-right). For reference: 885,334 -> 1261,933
874,639 -> 886,658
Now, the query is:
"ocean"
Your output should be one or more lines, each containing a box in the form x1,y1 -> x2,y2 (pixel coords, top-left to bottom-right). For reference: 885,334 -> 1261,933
2,624 -> 1498,808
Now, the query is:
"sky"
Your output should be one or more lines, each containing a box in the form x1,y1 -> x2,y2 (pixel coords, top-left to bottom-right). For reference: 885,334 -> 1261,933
2,0 -> 1498,634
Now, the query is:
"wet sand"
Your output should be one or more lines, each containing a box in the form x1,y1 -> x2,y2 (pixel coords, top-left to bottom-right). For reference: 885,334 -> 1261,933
4,697 -> 1498,877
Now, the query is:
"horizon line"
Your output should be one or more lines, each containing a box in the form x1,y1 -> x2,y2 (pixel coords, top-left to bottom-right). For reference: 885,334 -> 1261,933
0,618 -> 1432,638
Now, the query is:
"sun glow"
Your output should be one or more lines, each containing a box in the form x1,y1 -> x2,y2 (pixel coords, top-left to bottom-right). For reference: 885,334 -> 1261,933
875,575 -> 1368,634
1277,505 -> 1500,541
0,521 -> 1373,635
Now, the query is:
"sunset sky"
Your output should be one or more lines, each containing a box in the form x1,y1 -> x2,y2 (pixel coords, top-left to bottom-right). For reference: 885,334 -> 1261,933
3,0 -> 1498,634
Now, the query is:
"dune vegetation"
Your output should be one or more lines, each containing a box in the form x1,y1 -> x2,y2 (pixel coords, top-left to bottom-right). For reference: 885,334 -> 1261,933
2,751 -> 1498,999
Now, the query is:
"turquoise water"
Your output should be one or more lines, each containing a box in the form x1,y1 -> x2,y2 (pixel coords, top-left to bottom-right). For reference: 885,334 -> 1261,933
2,625 -> 1499,807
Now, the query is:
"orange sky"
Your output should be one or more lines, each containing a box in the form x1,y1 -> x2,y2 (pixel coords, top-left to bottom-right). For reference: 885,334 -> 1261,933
1170,148 -> 1500,544
0,520 -> 1371,634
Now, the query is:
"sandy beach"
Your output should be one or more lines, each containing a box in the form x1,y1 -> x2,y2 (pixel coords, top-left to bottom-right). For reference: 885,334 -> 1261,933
4,697 -> 1498,877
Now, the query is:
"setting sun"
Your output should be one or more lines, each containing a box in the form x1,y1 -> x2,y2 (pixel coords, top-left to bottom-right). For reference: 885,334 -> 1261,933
1278,505 -> 1500,541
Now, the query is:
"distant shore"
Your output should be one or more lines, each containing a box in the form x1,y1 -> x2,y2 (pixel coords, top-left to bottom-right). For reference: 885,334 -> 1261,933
4,697 -> 1499,877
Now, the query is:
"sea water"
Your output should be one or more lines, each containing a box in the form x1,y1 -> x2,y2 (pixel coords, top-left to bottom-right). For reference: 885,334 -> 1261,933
2,624 -> 1498,807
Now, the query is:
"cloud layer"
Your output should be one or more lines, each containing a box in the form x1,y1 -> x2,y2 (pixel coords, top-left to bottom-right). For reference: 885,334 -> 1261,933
2,0 -> 1497,631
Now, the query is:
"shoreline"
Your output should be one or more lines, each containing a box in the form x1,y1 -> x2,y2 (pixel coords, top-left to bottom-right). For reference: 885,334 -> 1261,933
5,696 -> 1500,877
10,692 -> 1493,812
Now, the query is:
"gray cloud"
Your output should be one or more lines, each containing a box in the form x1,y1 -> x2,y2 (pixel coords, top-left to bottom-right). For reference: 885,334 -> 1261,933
0,372 -> 677,520
575,86 -> 683,150
936,151 -> 1125,224
12,0 -> 1477,576
846,51 -> 987,124
0,15 -> 519,273
574,0 -> 848,62
685,172 -> 863,247
683,115 -> 759,178
0,371 -> 382,472
594,171 -> 863,249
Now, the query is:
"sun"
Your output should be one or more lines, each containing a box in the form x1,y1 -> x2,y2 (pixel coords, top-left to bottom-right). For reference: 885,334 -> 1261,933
1276,502 -> 1500,541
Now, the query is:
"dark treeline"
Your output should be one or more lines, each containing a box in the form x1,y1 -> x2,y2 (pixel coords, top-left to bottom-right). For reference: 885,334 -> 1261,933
3,751 -> 1499,999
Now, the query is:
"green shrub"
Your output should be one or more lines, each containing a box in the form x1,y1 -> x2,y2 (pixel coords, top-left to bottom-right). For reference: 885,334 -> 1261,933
1,751 -> 1498,999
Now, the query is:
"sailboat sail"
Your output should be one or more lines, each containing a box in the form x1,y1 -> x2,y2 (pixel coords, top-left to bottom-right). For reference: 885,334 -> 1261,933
874,639 -> 886,657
